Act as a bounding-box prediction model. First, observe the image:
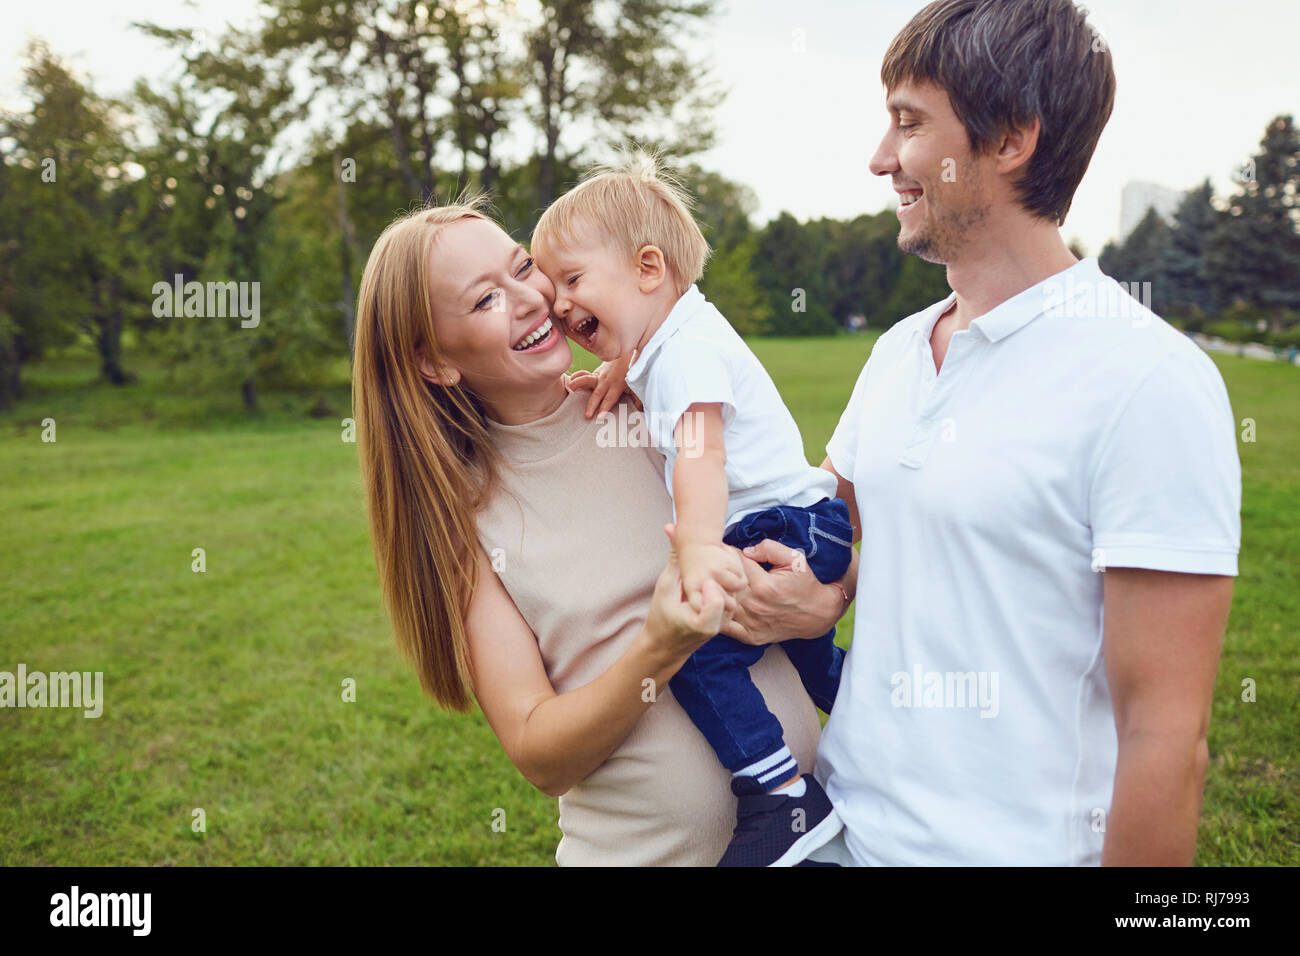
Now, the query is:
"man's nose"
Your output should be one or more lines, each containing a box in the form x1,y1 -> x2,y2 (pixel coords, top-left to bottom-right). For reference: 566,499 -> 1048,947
869,131 -> 898,177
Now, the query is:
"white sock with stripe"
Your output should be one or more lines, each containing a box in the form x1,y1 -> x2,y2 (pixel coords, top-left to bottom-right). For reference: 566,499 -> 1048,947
734,746 -> 800,793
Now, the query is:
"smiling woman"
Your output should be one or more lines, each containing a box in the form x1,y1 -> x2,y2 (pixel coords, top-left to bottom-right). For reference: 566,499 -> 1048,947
410,213 -> 572,426
350,199 -> 836,865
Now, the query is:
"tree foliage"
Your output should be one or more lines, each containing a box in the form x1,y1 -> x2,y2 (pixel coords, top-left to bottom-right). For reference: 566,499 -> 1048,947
5,15 -> 1294,411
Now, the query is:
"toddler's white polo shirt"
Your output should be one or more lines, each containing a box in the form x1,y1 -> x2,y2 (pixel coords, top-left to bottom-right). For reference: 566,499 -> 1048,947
625,284 -> 836,528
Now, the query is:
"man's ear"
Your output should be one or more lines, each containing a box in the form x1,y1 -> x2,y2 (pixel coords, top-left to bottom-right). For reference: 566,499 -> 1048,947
417,349 -> 460,387
995,116 -> 1040,177
636,245 -> 668,294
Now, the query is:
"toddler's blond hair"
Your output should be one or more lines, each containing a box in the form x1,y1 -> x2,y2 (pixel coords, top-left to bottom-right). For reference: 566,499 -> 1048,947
532,149 -> 710,296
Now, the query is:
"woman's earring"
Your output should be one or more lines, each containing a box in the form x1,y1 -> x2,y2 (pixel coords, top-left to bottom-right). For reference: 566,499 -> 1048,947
418,354 -> 460,387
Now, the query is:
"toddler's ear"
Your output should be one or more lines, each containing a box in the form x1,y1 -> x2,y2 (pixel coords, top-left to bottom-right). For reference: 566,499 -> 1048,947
637,244 -> 668,292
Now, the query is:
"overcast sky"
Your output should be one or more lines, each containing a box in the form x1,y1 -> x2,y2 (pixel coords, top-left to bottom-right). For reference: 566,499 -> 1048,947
4,0 -> 1297,254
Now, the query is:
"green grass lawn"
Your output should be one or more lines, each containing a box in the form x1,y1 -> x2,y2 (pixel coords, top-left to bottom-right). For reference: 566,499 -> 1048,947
1,335 -> 1296,865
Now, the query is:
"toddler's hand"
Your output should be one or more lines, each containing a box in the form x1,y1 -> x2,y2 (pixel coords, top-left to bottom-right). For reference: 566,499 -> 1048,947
679,541 -> 747,613
567,350 -> 640,419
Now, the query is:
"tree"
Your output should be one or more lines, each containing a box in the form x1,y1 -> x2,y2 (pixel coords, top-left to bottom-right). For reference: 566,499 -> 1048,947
1099,208 -> 1173,316
748,208 -> 950,334
588,1 -> 720,161
685,166 -> 770,335
752,212 -> 838,335
527,0 -> 718,209
1203,114 -> 1300,333
1,43 -> 146,392
687,164 -> 758,249
879,253 -> 951,326
259,0 -> 451,203
276,127 -> 415,360
443,0 -> 522,195
134,23 -> 325,410
1163,180 -> 1220,320
821,212 -> 912,326
0,154 -> 23,406
701,238 -> 771,336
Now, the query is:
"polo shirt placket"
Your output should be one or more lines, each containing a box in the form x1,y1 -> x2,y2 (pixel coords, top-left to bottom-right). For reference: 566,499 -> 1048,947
899,314 -> 979,470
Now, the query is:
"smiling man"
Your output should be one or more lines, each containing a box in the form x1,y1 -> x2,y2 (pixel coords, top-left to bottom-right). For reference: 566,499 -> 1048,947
799,0 -> 1242,866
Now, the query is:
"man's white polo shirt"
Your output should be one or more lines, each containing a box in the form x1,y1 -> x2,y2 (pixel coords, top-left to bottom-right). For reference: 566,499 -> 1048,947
818,256 -> 1241,866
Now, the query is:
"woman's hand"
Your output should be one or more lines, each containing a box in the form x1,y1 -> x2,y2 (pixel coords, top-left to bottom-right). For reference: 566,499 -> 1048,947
644,525 -> 730,659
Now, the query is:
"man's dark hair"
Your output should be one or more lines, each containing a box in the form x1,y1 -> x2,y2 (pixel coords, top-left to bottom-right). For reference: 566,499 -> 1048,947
882,0 -> 1116,225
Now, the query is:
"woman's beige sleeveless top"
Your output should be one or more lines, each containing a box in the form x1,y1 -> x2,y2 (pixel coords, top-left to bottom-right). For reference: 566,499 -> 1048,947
476,386 -> 821,866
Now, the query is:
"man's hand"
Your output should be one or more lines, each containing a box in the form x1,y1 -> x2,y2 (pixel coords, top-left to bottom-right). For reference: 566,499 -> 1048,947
666,525 -> 856,646
566,351 -> 639,419
678,540 -> 747,613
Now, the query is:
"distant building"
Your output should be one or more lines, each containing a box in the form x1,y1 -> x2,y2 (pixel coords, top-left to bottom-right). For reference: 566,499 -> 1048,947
1119,181 -> 1183,239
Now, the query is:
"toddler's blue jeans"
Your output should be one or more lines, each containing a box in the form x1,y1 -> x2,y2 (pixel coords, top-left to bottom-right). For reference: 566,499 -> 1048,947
669,497 -> 854,773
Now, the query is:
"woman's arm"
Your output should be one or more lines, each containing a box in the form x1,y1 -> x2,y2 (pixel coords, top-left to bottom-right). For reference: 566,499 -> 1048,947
466,534 -> 725,797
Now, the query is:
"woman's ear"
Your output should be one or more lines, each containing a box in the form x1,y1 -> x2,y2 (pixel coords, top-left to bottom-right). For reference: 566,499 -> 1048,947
636,244 -> 668,293
417,350 -> 461,387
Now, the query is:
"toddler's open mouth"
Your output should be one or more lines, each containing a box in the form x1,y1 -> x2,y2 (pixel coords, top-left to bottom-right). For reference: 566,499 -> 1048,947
571,315 -> 600,347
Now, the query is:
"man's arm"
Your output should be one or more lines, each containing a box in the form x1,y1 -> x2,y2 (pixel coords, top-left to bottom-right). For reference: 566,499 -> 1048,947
721,544 -> 857,646
1100,567 -> 1233,865
820,456 -> 861,544
713,457 -> 860,645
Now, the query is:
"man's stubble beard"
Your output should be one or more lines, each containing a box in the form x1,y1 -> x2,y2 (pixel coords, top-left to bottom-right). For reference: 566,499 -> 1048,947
898,184 -> 992,264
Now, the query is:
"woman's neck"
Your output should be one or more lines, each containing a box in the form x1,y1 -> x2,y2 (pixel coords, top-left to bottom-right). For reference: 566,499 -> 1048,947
483,375 -> 570,426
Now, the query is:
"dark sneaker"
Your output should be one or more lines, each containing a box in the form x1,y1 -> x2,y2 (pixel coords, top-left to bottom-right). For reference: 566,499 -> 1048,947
717,773 -> 842,867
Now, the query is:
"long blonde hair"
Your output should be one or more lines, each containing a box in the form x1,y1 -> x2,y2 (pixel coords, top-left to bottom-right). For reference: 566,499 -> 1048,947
352,198 -> 501,711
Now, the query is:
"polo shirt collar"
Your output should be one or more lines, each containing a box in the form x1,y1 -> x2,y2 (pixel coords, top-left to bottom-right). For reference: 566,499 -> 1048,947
917,291 -> 957,342
969,256 -> 1102,343
626,283 -> 705,381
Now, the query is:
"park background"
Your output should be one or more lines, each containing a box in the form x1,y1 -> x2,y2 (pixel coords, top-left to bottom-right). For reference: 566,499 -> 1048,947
1,0 -> 1296,864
